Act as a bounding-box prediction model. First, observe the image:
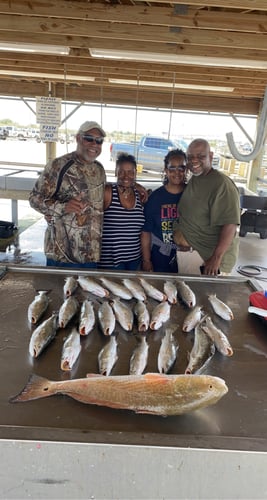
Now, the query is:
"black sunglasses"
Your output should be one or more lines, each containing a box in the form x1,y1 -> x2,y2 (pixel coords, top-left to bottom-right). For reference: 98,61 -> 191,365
82,134 -> 104,145
167,165 -> 186,172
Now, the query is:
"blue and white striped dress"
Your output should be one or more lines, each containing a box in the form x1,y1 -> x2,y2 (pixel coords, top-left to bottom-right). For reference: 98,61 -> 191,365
100,184 -> 145,268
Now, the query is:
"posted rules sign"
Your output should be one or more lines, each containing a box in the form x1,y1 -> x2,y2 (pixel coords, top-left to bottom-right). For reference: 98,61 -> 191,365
36,96 -> 61,142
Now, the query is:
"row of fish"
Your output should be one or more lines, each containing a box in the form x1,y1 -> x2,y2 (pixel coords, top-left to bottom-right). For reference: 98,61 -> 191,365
100,311 -> 234,379
27,293 -> 171,361
63,274 -> 200,307
67,314 -> 233,377
27,279 -> 234,342
28,316 -> 177,376
99,328 -> 178,377
76,275 -> 234,323
26,276 -> 234,377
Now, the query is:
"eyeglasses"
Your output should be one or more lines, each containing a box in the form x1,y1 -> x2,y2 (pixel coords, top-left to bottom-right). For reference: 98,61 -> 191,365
167,165 -> 186,172
82,134 -> 104,145
187,154 -> 207,163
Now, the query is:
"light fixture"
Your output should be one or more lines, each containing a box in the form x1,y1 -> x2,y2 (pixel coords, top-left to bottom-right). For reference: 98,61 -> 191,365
0,42 -> 70,55
90,48 -> 267,70
109,78 -> 234,92
0,69 -> 94,81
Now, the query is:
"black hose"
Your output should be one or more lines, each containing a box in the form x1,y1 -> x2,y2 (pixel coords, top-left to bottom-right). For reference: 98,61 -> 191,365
236,265 -> 267,281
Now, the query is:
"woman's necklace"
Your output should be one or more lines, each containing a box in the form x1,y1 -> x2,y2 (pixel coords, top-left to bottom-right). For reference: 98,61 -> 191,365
117,185 -> 133,199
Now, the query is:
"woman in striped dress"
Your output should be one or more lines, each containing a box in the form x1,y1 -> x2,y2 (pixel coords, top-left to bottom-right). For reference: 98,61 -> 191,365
99,153 -> 145,270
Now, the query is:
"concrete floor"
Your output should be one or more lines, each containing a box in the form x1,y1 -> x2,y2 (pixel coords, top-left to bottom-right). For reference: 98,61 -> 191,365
0,215 -> 266,285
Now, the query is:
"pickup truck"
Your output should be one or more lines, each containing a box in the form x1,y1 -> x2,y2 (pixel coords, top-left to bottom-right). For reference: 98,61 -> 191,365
110,136 -> 187,172
0,127 -> 8,140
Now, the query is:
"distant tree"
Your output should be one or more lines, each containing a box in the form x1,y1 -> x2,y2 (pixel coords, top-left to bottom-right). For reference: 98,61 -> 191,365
0,118 -> 18,126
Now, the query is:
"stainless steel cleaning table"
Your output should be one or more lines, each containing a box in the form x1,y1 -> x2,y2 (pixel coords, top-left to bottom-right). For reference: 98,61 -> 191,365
1,265 -> 267,499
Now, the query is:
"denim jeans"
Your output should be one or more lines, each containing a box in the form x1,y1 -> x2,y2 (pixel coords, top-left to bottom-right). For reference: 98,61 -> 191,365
46,258 -> 98,269
99,258 -> 141,271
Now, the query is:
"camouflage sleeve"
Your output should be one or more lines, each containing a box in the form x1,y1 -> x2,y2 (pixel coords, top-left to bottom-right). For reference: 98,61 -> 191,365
29,158 -> 66,218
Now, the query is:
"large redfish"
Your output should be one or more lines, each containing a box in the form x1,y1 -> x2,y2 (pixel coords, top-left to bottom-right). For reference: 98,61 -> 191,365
10,373 -> 228,416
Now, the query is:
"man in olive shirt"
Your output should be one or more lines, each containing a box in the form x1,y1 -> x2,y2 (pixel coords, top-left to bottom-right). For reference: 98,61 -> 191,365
173,138 -> 240,276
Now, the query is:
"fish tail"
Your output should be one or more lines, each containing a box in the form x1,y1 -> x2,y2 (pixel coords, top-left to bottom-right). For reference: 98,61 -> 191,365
9,374 -> 54,403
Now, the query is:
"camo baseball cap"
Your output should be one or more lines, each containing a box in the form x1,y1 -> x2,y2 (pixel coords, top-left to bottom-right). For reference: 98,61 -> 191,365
78,121 -> 106,137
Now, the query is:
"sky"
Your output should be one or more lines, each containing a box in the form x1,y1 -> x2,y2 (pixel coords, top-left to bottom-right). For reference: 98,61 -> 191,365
0,95 -> 257,145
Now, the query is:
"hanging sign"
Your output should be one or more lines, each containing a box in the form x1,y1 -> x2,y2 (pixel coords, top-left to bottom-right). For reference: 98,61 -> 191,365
36,96 -> 61,142
39,124 -> 59,143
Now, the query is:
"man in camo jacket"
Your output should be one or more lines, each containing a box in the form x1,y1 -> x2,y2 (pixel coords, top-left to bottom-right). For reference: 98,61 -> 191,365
29,121 -> 106,268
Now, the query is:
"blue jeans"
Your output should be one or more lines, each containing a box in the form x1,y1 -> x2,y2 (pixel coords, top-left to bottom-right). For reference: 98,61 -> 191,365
99,258 -> 141,271
46,258 -> 98,269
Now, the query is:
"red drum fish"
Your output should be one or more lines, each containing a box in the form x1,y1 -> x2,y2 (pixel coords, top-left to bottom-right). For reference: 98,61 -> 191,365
10,373 -> 228,416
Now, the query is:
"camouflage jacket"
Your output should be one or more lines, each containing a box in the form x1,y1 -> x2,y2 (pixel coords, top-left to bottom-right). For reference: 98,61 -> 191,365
29,151 -> 106,263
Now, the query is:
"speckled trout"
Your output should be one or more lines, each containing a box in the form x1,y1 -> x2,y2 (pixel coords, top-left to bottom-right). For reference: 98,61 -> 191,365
10,373 -> 228,416
185,322 -> 215,375
61,328 -> 81,371
63,276 -> 78,298
129,336 -> 149,375
176,280 -> 196,308
139,278 -> 167,302
29,312 -> 58,358
77,276 -> 109,298
79,299 -> 95,336
182,306 -> 203,332
27,290 -> 50,324
208,294 -> 234,321
58,296 -> 79,329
